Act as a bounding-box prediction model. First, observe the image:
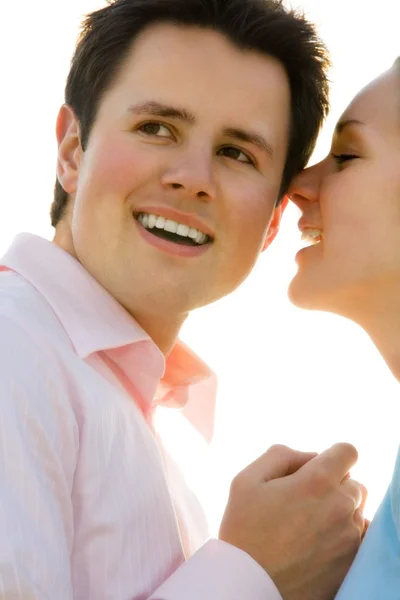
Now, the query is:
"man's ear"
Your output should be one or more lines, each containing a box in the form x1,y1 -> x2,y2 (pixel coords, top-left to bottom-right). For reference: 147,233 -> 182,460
262,195 -> 289,251
56,104 -> 82,195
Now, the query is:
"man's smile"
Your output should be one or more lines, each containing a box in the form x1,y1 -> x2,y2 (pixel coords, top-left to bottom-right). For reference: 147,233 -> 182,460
136,212 -> 211,246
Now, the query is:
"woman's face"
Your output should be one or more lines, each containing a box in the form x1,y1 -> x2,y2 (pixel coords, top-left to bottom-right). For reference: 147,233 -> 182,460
288,66 -> 400,315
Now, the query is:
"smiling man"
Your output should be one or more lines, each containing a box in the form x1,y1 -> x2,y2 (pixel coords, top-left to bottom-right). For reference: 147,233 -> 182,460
53,22 -> 292,353
0,1 -> 367,599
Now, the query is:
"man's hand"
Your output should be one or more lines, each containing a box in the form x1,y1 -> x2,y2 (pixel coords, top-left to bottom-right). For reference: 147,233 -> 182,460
219,443 -> 366,600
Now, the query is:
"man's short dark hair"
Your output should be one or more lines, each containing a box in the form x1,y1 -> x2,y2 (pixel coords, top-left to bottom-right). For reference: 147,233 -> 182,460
51,0 -> 330,226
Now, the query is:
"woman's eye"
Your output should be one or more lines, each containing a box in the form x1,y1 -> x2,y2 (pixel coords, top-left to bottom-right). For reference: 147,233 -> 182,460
138,122 -> 172,138
331,153 -> 359,165
218,146 -> 254,165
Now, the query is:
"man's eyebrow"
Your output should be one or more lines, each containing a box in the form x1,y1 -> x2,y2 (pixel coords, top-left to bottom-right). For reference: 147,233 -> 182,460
335,118 -> 366,135
128,101 -> 196,124
223,127 -> 274,158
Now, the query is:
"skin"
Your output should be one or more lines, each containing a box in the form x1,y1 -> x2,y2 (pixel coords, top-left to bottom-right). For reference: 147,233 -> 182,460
288,66 -> 400,379
51,22 -> 367,598
220,442 -> 366,600
54,23 -> 290,354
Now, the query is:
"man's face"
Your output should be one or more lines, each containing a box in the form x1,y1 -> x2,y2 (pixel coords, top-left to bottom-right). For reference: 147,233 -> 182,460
56,24 -> 290,321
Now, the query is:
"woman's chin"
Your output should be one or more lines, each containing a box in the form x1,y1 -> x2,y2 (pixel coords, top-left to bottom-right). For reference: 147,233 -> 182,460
288,273 -> 354,320
288,272 -> 329,311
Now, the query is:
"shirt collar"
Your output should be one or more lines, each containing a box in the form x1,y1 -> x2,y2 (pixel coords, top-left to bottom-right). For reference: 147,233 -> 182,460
1,233 -> 216,442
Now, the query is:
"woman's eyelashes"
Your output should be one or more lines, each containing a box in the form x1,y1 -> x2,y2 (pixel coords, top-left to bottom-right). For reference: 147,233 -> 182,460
331,153 -> 359,165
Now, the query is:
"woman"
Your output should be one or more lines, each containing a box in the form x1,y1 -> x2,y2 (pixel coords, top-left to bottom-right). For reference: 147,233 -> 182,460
288,58 -> 400,598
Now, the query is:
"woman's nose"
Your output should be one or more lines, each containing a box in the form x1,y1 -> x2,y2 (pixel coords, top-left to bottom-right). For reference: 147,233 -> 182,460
287,162 -> 322,209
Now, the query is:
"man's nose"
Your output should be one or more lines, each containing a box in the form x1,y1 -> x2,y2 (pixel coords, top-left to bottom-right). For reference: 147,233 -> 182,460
160,147 -> 217,202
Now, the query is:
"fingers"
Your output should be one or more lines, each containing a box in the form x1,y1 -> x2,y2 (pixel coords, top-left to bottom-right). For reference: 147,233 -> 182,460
353,508 -> 364,532
356,482 -> 368,536
243,444 -> 363,517
301,443 -> 358,482
361,518 -> 371,540
341,478 -> 364,510
359,483 -> 368,513
248,445 -> 318,482
341,478 -> 367,534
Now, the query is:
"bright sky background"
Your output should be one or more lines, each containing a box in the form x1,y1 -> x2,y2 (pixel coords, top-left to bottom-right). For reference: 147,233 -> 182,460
1,1 -> 399,533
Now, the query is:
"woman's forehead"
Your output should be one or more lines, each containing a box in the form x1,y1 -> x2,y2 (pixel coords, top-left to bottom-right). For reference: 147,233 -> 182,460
339,68 -> 400,133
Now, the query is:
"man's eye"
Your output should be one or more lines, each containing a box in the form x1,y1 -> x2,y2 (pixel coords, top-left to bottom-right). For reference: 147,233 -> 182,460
331,153 -> 359,165
218,146 -> 254,165
138,122 -> 172,138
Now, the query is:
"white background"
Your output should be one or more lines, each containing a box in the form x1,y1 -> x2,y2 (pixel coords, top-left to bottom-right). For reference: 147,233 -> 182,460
1,1 -> 399,532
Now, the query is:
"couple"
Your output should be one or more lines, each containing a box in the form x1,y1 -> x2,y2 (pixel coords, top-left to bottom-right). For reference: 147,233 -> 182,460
0,0 -> 398,599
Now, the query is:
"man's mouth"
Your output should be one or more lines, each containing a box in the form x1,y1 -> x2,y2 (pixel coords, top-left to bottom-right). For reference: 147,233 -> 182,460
135,212 -> 212,246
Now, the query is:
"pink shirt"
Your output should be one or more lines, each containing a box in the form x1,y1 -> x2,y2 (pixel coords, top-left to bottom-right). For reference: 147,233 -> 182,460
0,233 -> 281,600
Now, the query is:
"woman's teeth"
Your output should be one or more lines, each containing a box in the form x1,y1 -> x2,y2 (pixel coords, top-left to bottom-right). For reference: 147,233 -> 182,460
301,228 -> 323,245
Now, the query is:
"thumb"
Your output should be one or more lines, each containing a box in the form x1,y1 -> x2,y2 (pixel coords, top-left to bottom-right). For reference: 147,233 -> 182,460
249,445 -> 318,482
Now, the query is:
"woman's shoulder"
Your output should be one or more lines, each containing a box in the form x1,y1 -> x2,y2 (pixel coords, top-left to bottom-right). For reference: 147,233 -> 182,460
390,445 -> 400,536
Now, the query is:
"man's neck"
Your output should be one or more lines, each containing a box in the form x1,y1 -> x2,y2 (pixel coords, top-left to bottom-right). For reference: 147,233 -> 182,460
53,228 -> 187,357
133,309 -> 188,356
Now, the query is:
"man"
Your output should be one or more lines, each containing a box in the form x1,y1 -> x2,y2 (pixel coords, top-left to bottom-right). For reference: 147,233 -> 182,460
0,1 -> 366,599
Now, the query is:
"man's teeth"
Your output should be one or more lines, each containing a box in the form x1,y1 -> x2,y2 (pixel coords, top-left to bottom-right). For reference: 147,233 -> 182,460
301,228 -> 323,244
137,212 -> 209,245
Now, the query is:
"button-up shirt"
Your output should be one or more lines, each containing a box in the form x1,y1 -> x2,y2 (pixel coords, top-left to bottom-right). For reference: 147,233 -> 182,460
0,233 -> 281,600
